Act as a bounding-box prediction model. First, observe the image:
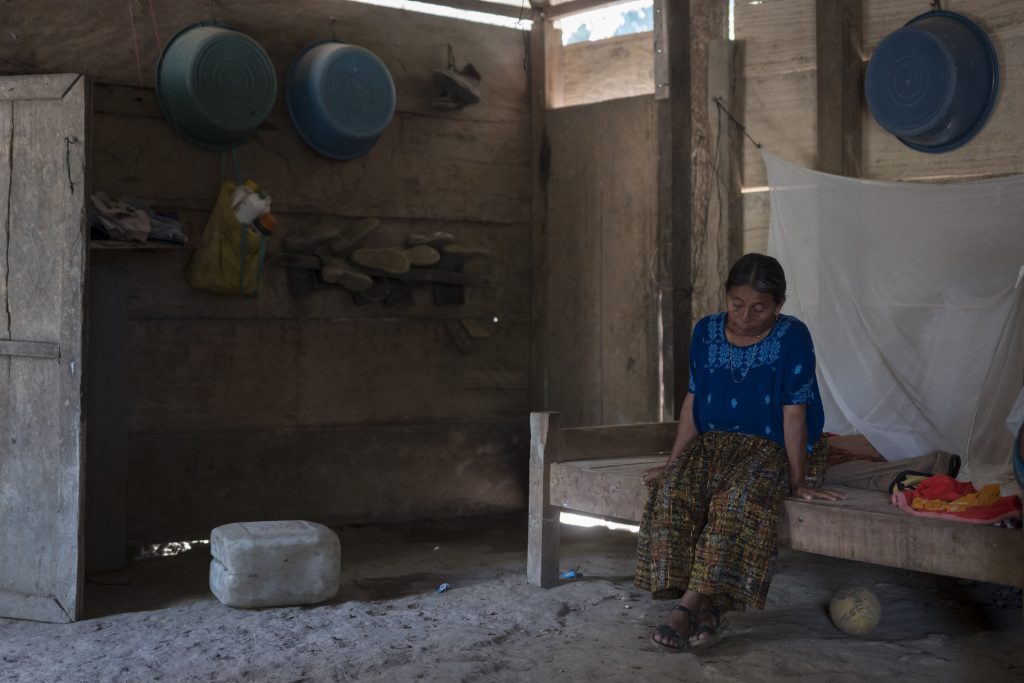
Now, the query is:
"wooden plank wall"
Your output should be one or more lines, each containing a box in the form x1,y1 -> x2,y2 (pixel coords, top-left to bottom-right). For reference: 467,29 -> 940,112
1,0 -> 531,543
561,33 -> 654,107
543,96 -> 660,428
737,0 -> 1024,252
735,0 -> 816,254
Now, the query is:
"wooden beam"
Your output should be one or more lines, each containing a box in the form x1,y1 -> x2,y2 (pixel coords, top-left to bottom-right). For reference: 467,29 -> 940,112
544,21 -> 564,107
546,0 -> 630,20
658,0 -> 692,417
0,340 -> 60,359
561,421 -> 675,460
527,412 -> 563,587
780,488 -> 1024,588
421,0 -> 534,20
816,0 -> 863,176
530,20 -> 550,410
0,73 -> 80,101
653,0 -> 668,100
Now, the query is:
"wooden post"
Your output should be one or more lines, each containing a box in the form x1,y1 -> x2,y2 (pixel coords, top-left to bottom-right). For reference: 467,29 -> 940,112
545,20 -> 564,109
816,0 -> 863,176
530,14 -> 550,410
654,0 -> 693,418
527,411 -> 562,587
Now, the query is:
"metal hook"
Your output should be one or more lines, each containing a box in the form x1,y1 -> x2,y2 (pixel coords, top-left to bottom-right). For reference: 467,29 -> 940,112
64,136 -> 78,195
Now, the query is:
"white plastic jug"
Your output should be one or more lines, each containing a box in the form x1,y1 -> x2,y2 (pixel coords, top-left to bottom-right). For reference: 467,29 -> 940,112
231,183 -> 271,224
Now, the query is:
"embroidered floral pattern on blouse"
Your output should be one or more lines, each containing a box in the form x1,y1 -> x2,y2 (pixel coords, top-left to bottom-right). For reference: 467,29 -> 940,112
789,377 -> 815,404
704,312 -> 793,371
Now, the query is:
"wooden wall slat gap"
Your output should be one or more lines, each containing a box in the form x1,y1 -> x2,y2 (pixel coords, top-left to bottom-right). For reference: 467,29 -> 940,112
125,419 -> 528,434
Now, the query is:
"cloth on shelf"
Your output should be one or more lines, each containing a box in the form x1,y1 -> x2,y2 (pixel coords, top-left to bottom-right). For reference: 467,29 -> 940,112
89,192 -> 150,242
116,195 -> 187,244
891,474 -> 1022,524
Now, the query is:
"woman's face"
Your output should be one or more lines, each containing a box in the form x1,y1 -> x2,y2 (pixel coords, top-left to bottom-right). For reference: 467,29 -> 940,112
726,285 -> 784,338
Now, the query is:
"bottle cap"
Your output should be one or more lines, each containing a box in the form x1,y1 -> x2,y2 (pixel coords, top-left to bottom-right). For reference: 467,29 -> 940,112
258,212 -> 278,231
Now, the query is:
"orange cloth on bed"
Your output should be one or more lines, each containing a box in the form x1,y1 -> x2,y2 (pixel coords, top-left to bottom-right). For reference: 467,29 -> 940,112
911,482 -> 1001,512
900,474 -> 1021,522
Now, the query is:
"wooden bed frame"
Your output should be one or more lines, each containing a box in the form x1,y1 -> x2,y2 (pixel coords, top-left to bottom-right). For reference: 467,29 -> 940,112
527,412 -> 1024,592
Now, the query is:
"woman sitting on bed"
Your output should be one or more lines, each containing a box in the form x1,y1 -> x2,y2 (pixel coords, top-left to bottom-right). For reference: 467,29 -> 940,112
636,252 -> 845,651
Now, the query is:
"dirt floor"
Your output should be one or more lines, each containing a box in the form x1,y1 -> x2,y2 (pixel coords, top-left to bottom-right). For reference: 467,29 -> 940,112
1,513 -> 1021,682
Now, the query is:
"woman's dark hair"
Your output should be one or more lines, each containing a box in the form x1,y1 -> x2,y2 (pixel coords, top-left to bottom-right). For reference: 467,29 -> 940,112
725,253 -> 787,303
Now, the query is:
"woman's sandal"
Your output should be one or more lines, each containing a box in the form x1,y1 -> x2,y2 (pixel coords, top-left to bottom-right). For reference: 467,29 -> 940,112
688,605 -> 724,650
650,604 -> 694,651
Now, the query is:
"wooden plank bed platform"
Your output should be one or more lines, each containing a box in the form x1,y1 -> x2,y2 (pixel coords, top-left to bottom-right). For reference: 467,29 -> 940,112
527,412 -> 1024,591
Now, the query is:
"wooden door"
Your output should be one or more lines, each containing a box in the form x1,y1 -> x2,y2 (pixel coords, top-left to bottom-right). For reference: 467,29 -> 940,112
542,96 -> 661,427
0,74 -> 89,622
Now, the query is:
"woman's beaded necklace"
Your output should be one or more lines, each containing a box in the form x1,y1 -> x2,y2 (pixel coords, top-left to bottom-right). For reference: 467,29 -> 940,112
728,325 -> 771,383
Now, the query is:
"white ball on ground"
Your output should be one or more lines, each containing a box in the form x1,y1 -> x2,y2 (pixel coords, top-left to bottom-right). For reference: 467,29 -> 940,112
829,586 -> 881,636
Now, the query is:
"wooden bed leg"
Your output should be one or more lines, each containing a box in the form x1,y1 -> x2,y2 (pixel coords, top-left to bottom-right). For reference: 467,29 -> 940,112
528,411 -> 562,588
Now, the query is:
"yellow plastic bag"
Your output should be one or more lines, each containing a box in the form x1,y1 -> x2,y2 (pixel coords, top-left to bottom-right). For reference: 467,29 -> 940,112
186,181 -> 268,295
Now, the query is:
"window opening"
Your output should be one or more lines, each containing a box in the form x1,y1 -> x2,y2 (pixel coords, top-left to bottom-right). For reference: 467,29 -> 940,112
557,1 -> 654,46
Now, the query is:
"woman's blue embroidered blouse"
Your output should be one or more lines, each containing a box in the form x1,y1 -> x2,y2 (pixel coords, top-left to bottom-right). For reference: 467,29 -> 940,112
688,312 -> 824,450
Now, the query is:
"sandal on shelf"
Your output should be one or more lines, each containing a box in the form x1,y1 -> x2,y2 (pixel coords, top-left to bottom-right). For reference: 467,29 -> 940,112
650,604 -> 693,651
689,605 -> 724,650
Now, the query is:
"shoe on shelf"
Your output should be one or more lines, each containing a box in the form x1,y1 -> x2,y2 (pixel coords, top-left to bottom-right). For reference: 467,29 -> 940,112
406,231 -> 455,248
320,258 -> 374,292
403,245 -> 441,267
284,223 -> 341,253
441,244 -> 490,259
351,247 -> 410,275
330,217 -> 382,256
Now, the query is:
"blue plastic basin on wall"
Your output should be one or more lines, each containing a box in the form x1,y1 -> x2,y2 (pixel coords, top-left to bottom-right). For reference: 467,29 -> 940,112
865,10 -> 999,153
156,22 -> 277,151
286,40 -> 396,160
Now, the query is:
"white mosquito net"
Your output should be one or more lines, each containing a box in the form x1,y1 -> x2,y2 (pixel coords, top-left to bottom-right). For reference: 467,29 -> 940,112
764,151 -> 1024,483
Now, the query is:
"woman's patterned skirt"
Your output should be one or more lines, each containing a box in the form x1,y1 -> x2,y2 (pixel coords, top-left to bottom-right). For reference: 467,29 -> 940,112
634,431 -> 792,612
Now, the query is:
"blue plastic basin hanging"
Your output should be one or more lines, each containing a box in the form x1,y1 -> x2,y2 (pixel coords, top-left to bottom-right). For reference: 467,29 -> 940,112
156,22 -> 277,151
286,40 -> 396,160
865,9 -> 999,153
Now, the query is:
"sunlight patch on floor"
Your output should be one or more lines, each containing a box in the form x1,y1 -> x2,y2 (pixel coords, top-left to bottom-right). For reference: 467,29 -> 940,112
560,512 -> 638,533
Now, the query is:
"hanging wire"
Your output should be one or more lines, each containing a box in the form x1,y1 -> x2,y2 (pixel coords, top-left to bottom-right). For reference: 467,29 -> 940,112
520,0 -> 530,72
692,99 -> 725,301
145,0 -> 163,50
713,97 -> 762,149
126,0 -> 146,101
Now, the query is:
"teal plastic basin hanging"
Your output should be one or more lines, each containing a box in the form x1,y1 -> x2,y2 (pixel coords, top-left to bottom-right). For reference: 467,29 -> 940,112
156,22 -> 278,151
286,40 -> 396,160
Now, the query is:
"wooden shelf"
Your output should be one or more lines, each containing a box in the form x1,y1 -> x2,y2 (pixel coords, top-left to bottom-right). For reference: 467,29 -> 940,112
273,252 -> 494,287
89,240 -> 191,251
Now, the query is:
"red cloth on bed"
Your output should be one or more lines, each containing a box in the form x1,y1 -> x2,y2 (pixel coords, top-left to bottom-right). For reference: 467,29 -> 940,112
891,474 -> 1022,524
913,474 -> 975,501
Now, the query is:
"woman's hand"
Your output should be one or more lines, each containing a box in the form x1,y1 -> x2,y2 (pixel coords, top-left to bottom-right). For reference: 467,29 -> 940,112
790,485 -> 847,501
642,465 -> 669,485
